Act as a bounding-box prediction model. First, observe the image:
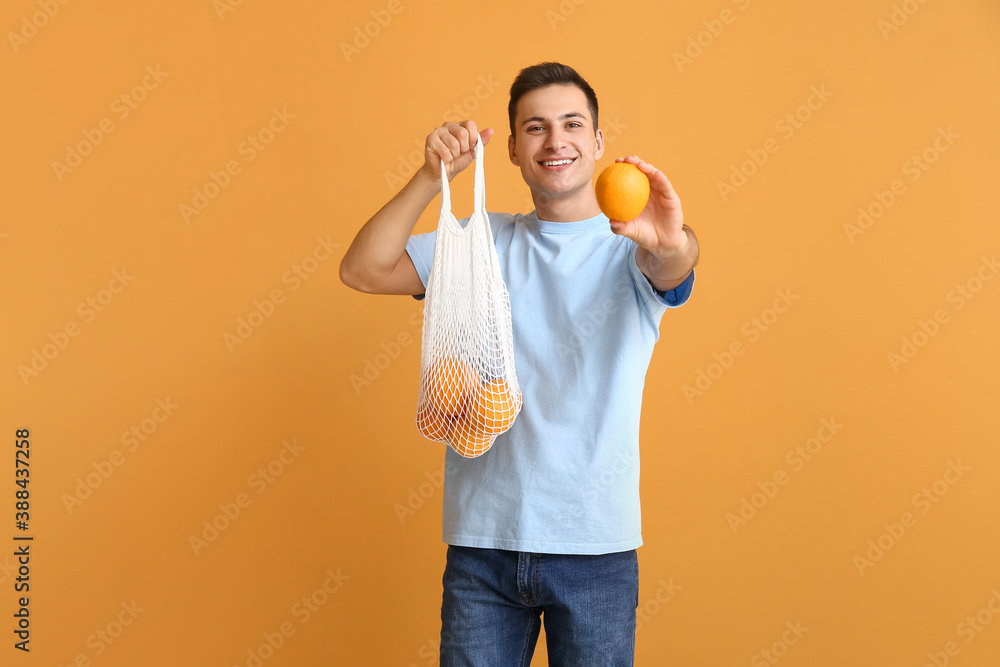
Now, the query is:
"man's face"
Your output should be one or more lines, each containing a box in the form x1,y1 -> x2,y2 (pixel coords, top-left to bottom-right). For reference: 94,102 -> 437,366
508,84 -> 605,208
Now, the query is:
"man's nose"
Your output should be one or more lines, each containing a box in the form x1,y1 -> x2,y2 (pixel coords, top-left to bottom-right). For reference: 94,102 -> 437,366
544,129 -> 567,151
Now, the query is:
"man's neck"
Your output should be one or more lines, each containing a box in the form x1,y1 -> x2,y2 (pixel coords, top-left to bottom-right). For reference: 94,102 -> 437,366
532,190 -> 602,223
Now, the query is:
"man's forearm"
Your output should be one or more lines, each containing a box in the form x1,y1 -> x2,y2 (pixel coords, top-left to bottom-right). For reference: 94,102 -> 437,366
636,224 -> 700,292
339,169 -> 439,289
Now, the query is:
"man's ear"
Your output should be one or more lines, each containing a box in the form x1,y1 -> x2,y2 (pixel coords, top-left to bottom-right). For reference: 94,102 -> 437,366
595,128 -> 605,160
508,134 -> 519,166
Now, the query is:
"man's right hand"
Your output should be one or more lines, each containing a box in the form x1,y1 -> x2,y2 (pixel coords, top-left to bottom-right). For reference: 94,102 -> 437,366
422,121 -> 495,182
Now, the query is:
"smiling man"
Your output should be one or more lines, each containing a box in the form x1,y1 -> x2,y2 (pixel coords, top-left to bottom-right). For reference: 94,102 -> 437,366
340,62 -> 699,666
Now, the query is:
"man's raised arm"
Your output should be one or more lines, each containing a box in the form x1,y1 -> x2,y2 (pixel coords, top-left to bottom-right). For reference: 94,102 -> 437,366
339,121 -> 494,295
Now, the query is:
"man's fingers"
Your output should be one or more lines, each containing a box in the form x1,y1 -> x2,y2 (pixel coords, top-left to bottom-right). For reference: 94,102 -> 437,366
459,121 -> 496,149
437,122 -> 464,160
440,131 -> 463,163
625,156 -> 669,189
607,154 -> 678,199
460,120 -> 478,152
424,120 -> 495,179
426,134 -> 459,173
451,130 -> 467,160
613,155 -> 650,170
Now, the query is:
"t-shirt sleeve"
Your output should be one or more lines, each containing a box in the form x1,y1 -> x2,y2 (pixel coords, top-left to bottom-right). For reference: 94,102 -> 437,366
404,230 -> 437,301
656,267 -> 695,307
626,242 -> 696,311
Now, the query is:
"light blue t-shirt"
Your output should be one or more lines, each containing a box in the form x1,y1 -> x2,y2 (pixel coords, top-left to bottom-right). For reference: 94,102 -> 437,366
405,210 -> 695,554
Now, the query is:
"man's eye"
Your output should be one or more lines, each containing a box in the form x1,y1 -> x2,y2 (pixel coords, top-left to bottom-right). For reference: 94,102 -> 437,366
567,122 -> 582,128
528,125 -> 543,132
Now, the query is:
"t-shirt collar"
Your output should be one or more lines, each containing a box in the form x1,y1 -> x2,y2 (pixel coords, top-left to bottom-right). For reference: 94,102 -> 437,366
531,210 -> 608,234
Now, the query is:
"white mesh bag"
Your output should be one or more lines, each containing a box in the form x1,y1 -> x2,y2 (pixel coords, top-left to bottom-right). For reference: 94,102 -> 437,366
415,140 -> 521,458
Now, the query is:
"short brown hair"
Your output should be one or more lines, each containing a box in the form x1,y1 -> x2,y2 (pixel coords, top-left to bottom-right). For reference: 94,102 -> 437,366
508,62 -> 599,136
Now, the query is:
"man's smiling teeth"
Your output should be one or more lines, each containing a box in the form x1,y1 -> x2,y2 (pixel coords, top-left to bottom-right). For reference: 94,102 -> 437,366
541,159 -> 574,166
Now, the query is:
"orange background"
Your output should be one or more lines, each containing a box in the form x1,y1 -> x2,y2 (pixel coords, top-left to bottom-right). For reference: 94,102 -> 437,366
3,0 -> 999,665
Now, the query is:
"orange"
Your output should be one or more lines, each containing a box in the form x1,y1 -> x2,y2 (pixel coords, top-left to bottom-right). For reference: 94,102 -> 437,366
469,378 -> 521,434
416,403 -> 454,441
427,357 -> 480,416
449,417 -> 494,458
595,163 -> 650,221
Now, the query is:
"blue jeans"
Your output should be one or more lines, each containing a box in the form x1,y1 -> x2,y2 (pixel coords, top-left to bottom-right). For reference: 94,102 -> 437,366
440,545 -> 639,666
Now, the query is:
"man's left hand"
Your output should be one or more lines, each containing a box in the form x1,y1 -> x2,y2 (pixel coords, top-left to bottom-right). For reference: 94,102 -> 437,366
607,155 -> 698,292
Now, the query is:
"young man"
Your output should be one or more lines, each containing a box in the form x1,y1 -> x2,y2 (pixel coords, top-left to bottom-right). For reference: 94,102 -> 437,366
340,62 -> 699,665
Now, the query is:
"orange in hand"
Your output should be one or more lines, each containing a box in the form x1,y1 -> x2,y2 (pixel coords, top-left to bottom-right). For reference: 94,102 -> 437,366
428,357 -> 480,416
469,378 -> 520,434
595,163 -> 650,221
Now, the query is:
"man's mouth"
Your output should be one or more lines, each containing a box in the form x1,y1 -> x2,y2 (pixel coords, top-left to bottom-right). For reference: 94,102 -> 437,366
539,157 -> 576,169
